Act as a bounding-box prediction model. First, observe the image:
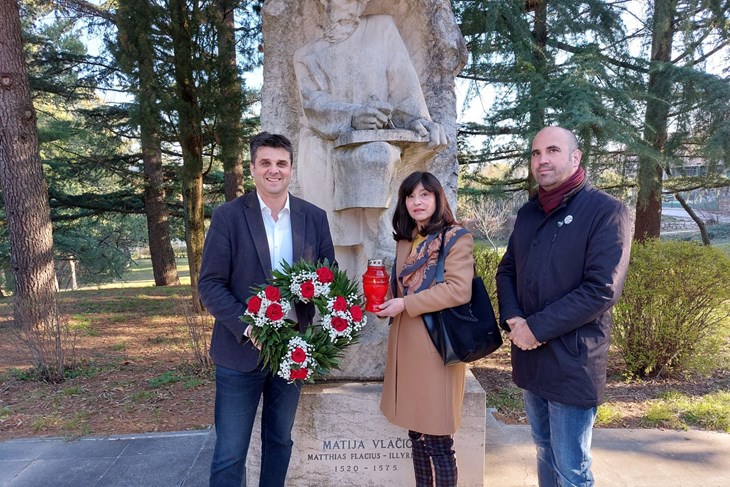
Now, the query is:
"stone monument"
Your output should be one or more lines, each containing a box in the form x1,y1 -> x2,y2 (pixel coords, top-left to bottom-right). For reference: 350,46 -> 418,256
261,0 -> 466,380
258,1 -> 485,486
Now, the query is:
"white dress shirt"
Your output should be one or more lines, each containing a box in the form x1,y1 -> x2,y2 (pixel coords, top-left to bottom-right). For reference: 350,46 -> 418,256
257,193 -> 293,273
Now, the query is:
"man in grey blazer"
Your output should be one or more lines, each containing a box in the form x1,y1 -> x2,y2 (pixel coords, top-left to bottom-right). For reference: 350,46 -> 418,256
199,132 -> 335,486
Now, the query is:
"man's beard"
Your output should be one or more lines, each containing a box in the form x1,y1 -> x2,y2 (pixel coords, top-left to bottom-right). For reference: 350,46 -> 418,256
323,18 -> 360,43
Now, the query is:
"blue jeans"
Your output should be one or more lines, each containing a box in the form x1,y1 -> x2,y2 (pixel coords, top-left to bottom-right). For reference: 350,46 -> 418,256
523,390 -> 597,487
210,364 -> 301,487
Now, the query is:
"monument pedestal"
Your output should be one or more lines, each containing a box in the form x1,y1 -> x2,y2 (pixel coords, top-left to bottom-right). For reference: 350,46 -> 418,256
244,370 -> 486,486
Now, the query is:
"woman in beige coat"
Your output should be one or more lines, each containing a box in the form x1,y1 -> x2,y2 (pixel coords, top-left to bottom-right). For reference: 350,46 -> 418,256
377,171 -> 474,487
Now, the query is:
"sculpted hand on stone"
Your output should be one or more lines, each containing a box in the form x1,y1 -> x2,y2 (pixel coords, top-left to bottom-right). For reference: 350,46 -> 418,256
352,97 -> 392,130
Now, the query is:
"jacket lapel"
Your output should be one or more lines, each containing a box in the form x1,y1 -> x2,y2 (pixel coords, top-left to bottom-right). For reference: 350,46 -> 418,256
394,239 -> 411,297
243,191 -> 273,278
290,195 -> 306,263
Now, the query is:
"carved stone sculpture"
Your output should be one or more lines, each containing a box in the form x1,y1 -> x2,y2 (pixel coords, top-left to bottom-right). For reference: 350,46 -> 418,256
261,0 -> 467,378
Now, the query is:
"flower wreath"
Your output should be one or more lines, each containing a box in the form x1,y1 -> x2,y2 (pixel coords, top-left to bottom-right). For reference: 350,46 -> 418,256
241,259 -> 367,384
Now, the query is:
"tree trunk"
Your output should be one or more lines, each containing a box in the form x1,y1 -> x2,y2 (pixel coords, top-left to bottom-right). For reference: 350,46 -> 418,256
116,0 -> 180,287
135,5 -> 180,286
0,0 -> 63,379
141,136 -> 181,286
171,0 -> 205,311
673,193 -> 711,245
216,0 -> 245,201
634,0 -> 675,241
69,259 -> 78,290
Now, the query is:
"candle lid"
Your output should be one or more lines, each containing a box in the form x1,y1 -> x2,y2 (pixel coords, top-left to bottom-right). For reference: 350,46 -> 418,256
367,259 -> 384,267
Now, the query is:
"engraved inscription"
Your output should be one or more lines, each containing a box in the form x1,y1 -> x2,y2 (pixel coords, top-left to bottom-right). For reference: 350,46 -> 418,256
304,436 -> 413,474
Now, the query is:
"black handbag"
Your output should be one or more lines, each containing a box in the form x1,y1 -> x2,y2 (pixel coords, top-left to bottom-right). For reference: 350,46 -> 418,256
422,230 -> 503,365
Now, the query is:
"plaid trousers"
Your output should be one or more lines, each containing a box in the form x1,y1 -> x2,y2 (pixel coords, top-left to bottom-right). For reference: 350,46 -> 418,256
408,430 -> 458,487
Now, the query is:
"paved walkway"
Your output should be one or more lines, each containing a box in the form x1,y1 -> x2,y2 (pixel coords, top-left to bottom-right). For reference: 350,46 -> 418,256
1,412 -> 728,486
484,412 -> 730,487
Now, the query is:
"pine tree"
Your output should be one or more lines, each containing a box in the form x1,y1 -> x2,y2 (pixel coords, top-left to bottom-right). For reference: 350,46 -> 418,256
456,0 -> 730,240
0,0 -> 64,380
116,0 -> 180,285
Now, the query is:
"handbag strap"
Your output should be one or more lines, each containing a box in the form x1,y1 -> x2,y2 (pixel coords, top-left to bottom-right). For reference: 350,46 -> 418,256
434,227 -> 478,284
434,228 -> 447,284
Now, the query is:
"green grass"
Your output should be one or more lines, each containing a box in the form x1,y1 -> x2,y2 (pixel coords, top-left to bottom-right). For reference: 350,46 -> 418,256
643,390 -> 730,432
183,377 -> 205,389
91,258 -> 191,289
484,386 -> 523,412
62,410 -> 92,435
70,315 -> 98,336
148,371 -> 183,388
595,403 -> 623,426
32,414 -> 60,432
6,367 -> 36,381
129,390 -> 155,403
63,362 -> 100,380
60,386 -> 84,396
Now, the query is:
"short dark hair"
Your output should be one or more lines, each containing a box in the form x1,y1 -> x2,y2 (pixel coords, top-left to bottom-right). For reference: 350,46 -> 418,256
249,132 -> 294,165
392,171 -> 456,241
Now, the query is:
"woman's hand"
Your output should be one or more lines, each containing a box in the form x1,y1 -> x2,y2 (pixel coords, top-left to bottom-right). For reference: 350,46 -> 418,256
375,297 -> 405,318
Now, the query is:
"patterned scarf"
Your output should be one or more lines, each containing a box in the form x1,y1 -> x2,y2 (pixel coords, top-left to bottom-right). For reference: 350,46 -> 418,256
538,166 -> 586,215
397,226 -> 469,296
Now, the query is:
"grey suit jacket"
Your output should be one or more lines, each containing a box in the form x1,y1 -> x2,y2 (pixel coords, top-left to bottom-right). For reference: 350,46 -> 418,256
198,191 -> 335,372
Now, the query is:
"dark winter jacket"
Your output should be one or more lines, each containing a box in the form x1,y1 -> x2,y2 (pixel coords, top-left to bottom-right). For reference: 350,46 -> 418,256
496,184 -> 631,407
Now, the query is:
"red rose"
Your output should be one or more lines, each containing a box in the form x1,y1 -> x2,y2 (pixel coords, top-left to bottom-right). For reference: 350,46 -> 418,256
290,368 -> 308,380
316,267 -> 334,283
264,285 -> 281,302
265,303 -> 284,321
331,317 -> 348,332
349,305 -> 363,322
291,347 -> 307,363
300,281 -> 315,299
247,295 -> 262,314
332,296 -> 348,312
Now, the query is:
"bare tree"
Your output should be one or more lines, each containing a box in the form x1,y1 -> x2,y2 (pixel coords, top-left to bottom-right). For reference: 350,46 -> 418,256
461,194 -> 524,252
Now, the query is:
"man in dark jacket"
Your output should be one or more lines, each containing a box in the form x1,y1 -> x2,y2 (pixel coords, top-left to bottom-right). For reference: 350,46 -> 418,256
199,132 -> 335,486
496,126 -> 631,487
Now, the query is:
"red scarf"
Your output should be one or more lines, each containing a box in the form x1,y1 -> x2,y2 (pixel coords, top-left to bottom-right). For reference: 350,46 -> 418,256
538,166 -> 586,215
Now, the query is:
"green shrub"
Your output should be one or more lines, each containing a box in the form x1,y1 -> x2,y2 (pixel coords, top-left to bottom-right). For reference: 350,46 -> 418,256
473,243 -> 503,318
613,240 -> 730,379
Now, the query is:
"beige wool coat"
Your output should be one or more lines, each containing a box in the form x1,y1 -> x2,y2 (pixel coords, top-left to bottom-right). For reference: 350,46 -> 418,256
380,230 -> 474,436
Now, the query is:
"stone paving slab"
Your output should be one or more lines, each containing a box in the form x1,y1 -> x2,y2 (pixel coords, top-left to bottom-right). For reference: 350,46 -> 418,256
485,412 -> 730,487
1,415 -> 729,486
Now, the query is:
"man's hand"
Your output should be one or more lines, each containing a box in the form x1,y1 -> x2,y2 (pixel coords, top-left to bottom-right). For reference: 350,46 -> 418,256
244,324 -> 262,350
375,297 -> 405,318
352,101 -> 393,130
409,119 -> 448,149
505,316 -> 542,351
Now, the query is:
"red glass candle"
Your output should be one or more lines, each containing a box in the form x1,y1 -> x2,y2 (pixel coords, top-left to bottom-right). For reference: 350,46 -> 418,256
362,259 -> 389,313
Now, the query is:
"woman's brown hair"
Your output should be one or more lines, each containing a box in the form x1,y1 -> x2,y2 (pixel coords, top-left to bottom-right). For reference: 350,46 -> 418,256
392,171 -> 456,241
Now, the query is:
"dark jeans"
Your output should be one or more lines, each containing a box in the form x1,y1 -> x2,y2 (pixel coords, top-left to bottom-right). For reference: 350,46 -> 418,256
408,430 -> 457,487
209,364 -> 301,487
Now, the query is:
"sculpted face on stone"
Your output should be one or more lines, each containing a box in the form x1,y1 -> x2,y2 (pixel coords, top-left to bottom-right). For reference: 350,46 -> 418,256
321,0 -> 368,43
